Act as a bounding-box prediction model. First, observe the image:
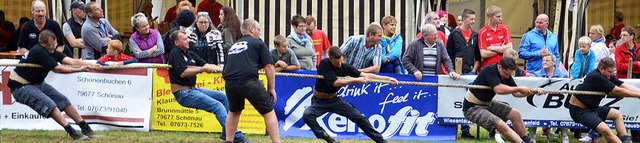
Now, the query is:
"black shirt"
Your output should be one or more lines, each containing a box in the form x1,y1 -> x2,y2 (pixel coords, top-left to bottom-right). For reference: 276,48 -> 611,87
469,64 -> 517,102
315,58 -> 361,93
573,70 -> 623,109
17,19 -> 65,50
222,35 -> 273,81
167,48 -> 206,86
447,28 -> 480,73
13,45 -> 66,84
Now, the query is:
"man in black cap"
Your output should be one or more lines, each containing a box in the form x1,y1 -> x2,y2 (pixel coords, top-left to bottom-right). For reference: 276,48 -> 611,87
62,0 -> 86,58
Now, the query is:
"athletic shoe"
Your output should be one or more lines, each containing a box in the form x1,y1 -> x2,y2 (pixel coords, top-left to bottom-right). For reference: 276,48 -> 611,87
620,134 -> 632,143
461,132 -> 475,139
70,132 -> 90,141
233,137 -> 254,143
494,133 -> 505,143
579,136 -> 599,143
82,129 -> 100,138
321,133 -> 340,143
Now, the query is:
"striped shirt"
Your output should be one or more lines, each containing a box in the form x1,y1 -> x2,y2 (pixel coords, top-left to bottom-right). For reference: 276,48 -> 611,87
422,42 -> 438,75
340,35 -> 381,69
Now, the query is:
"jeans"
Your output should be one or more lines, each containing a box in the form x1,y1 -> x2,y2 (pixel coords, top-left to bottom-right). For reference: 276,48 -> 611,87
303,96 -> 385,143
174,88 -> 244,139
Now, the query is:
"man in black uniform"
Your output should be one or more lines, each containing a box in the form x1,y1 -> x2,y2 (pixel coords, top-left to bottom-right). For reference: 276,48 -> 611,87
8,30 -> 99,140
17,0 -> 65,54
222,19 -> 280,143
167,30 -> 250,142
303,46 -> 399,143
569,57 -> 640,143
462,57 -> 544,143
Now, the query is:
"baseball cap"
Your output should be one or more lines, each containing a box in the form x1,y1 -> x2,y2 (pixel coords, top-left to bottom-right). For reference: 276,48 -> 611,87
70,1 -> 86,10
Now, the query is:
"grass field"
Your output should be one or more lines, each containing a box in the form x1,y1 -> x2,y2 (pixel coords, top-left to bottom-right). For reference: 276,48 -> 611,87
1,125 -> 609,143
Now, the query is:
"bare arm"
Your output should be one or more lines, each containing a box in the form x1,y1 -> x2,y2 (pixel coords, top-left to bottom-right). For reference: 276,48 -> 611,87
360,72 -> 391,80
332,77 -> 365,87
274,67 -> 285,72
65,34 -> 84,48
358,65 -> 380,73
61,57 -> 94,65
55,58 -> 95,73
493,84 -> 526,95
488,42 -> 513,53
480,49 -> 499,58
18,47 -> 29,53
52,65 -> 90,73
285,64 -> 300,71
360,72 -> 399,85
179,66 -> 210,78
611,85 -> 640,98
620,83 -> 640,92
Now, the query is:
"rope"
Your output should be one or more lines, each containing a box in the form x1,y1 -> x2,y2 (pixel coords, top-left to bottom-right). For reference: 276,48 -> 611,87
271,72 -> 608,96
0,63 -> 172,70
0,63 -> 607,96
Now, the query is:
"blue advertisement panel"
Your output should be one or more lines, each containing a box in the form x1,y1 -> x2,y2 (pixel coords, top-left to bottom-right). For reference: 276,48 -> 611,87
274,70 -> 456,142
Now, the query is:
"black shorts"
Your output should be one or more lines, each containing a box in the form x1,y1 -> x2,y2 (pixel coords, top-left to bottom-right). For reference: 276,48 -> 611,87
569,104 -> 611,130
225,78 -> 274,114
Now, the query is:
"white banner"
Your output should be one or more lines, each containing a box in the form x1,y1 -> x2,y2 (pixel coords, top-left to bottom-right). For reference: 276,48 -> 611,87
437,75 -> 640,129
0,61 -> 152,131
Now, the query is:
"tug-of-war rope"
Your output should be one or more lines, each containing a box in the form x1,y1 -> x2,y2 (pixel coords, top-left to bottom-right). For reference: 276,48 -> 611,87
0,63 -> 607,96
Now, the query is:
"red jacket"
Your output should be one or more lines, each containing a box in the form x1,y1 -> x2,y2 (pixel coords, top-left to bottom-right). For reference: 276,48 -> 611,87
614,43 -> 640,78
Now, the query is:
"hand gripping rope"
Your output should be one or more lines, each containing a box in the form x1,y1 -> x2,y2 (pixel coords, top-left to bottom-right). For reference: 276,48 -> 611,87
0,63 -> 607,96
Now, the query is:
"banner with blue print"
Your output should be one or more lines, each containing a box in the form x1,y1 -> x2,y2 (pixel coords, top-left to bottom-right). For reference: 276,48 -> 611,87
274,70 -> 456,142
437,76 -> 640,129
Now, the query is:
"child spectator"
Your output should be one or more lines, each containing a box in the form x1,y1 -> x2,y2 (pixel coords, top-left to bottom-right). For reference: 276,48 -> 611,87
570,36 -> 596,79
270,35 -> 300,72
97,40 -> 138,66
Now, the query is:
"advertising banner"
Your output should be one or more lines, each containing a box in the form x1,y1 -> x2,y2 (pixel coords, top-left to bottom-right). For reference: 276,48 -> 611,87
437,76 -> 640,129
1,63 -> 152,131
275,70 -> 456,142
150,68 -> 266,134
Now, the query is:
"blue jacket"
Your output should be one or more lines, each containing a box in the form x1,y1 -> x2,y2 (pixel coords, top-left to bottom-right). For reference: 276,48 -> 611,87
534,67 -> 568,78
518,29 -> 560,73
570,49 -> 596,79
380,34 -> 405,74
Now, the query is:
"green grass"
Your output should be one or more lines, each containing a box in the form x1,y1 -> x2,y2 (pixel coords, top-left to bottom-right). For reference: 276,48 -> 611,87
0,126 -> 607,143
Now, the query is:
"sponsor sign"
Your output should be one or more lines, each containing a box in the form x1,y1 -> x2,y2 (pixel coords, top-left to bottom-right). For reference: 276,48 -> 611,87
438,76 -> 640,129
275,70 -> 456,142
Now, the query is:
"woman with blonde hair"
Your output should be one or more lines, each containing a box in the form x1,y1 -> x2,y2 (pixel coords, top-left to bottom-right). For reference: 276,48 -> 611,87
129,13 -> 165,63
589,24 -> 609,67
380,16 -> 405,74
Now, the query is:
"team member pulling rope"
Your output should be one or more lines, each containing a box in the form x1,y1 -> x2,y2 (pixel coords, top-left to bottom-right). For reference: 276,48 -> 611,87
569,57 -> 640,143
7,30 -> 99,140
303,46 -> 398,143
463,57 -> 544,143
